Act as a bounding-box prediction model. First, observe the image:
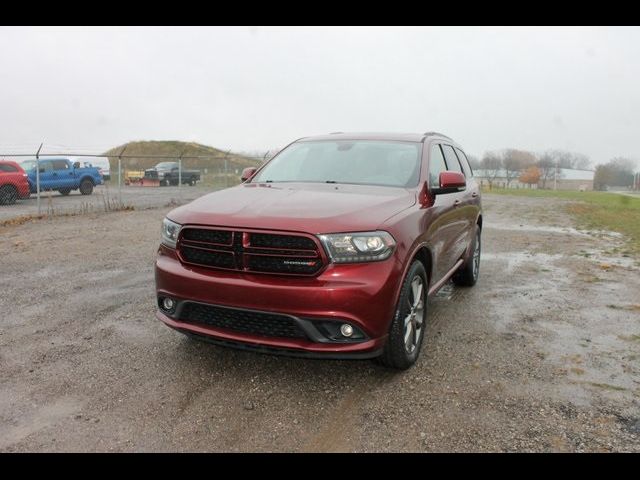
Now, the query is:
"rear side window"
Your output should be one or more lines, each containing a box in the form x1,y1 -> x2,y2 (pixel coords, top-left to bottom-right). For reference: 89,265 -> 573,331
52,160 -> 69,170
441,145 -> 463,174
428,145 -> 448,188
0,164 -> 18,172
454,147 -> 473,177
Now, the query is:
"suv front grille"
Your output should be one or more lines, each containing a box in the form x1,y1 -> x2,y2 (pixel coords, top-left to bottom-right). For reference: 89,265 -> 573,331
177,228 -> 324,276
180,302 -> 307,339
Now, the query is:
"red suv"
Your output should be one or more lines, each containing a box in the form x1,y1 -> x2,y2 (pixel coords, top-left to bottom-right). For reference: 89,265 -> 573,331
0,160 -> 30,205
155,132 -> 482,369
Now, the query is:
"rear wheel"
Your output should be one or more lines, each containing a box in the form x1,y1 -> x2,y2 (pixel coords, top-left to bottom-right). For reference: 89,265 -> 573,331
0,184 -> 18,205
452,225 -> 481,287
376,260 -> 427,370
58,188 -> 71,196
79,179 -> 93,195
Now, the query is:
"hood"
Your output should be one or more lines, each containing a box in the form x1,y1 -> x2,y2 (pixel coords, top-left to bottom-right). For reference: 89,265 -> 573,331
168,182 -> 416,234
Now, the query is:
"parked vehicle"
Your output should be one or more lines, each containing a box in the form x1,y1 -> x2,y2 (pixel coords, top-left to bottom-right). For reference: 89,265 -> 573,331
0,160 -> 31,205
155,132 -> 482,369
20,157 -> 103,196
76,157 -> 111,181
144,162 -> 200,186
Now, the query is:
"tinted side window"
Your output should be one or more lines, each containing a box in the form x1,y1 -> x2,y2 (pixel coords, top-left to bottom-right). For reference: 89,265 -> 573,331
0,164 -> 18,172
454,147 -> 473,177
41,161 -> 53,172
428,144 -> 448,188
442,145 -> 463,174
52,160 -> 69,170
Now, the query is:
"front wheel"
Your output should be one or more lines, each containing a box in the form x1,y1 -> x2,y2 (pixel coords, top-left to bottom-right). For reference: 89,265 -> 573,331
79,179 -> 94,195
58,188 -> 71,196
452,226 -> 481,287
376,260 -> 428,370
0,185 -> 18,205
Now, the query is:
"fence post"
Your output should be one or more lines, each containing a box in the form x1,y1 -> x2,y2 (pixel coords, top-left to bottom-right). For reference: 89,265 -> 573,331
36,142 -> 43,215
178,152 -> 183,196
224,150 -> 231,188
117,145 -> 126,204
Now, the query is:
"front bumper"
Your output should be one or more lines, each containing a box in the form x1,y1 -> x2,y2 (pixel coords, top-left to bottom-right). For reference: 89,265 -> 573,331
155,245 -> 403,357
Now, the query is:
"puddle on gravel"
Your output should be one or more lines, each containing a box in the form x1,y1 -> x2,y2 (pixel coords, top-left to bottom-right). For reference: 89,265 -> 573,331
488,222 -> 623,239
482,252 -> 567,274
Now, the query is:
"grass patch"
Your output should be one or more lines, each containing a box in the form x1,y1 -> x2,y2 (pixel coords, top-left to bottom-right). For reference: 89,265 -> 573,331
485,188 -> 640,254
585,382 -> 627,392
618,334 -> 640,342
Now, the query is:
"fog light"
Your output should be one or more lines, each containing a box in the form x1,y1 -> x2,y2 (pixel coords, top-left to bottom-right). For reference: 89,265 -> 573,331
340,324 -> 354,337
162,297 -> 175,311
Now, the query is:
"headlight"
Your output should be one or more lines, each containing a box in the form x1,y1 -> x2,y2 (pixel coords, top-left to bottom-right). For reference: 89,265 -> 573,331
319,231 -> 396,263
161,218 -> 182,248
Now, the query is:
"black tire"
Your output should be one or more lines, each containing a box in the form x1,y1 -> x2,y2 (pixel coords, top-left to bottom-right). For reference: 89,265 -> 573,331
58,188 -> 71,196
376,260 -> 428,370
189,178 -> 196,186
452,225 -> 481,287
160,179 -> 167,187
79,179 -> 94,195
0,184 -> 18,205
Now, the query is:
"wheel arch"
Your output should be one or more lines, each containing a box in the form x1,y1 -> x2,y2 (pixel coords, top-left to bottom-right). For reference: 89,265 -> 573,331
80,175 -> 95,185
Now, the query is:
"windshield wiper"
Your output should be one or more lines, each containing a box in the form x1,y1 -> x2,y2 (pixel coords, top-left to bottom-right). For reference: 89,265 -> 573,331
325,180 -> 338,184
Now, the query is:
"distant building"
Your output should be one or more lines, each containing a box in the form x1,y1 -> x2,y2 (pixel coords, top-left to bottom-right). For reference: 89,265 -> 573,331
474,168 -> 594,191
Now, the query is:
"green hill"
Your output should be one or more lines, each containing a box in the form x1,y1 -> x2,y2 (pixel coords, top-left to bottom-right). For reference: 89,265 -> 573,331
103,140 -> 262,173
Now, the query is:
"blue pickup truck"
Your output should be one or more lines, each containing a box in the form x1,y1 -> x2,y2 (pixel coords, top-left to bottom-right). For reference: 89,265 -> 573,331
20,157 -> 104,196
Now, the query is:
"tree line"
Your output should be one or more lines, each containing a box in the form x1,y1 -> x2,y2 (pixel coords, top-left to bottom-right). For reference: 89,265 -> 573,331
468,149 -> 637,190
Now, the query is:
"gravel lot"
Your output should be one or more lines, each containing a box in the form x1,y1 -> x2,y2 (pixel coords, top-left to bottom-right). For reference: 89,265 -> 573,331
0,193 -> 639,452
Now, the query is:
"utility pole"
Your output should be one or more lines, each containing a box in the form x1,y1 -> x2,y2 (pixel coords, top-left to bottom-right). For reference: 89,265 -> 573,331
36,143 -> 43,215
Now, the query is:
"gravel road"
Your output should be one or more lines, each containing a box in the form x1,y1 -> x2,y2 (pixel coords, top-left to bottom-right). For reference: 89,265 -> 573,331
0,193 -> 638,452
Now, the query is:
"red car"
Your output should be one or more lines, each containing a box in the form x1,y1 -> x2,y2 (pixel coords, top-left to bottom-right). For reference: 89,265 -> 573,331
155,132 -> 482,369
0,160 -> 30,205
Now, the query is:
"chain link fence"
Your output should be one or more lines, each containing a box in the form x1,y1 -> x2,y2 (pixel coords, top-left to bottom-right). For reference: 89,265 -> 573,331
0,146 -> 273,222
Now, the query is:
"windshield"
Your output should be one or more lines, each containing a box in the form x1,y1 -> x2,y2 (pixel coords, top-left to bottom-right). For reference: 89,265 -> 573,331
156,162 -> 176,169
252,140 -> 422,188
21,160 -> 36,171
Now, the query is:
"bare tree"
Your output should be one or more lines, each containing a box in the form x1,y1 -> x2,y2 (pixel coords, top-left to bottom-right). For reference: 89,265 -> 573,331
537,152 -> 558,189
543,149 -> 591,170
594,157 -> 637,190
503,149 -> 536,187
481,151 -> 502,188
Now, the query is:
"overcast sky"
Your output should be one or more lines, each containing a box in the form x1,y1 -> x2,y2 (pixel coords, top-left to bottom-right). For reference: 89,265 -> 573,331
1,26 -> 639,165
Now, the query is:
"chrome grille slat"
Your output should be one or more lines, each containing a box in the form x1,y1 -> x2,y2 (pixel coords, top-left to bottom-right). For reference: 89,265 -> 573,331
178,228 -> 324,276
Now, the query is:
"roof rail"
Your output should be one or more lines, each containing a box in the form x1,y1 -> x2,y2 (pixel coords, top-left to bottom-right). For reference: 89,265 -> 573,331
421,131 -> 452,142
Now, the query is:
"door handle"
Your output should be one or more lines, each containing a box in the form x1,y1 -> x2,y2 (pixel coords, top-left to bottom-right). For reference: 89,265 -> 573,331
453,199 -> 461,207
471,192 -> 478,198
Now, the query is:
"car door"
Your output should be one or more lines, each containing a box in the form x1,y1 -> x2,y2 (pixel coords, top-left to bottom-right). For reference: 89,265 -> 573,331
38,160 -> 55,190
439,144 -> 471,268
51,159 -> 74,189
424,143 -> 460,282
453,147 -> 480,246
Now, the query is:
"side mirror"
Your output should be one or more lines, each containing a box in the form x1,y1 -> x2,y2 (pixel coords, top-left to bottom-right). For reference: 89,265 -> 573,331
432,171 -> 466,195
73,162 -> 81,169
241,167 -> 257,182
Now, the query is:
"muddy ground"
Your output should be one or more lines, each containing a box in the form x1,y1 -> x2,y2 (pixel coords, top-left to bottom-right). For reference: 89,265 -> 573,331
0,193 -> 639,452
